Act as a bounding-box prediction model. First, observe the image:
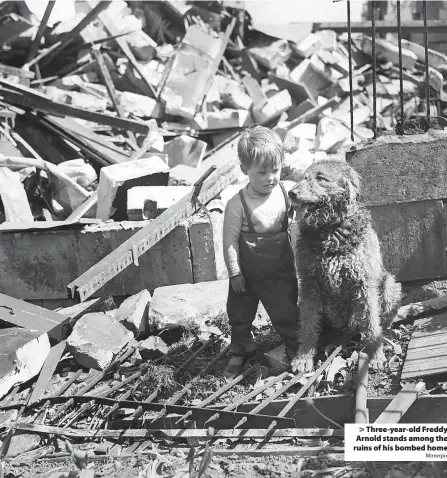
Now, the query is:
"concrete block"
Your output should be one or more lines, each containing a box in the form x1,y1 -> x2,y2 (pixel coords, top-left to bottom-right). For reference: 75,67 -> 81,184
0,328 -> 50,400
188,214 -> 217,283
252,89 -> 292,124
149,279 -> 269,331
96,156 -> 170,221
264,344 -> 289,375
0,230 -> 82,300
282,148 -> 314,182
222,85 -> 253,110
78,221 -> 193,297
362,36 -> 418,71
316,117 -> 351,153
164,135 -> 207,169
242,75 -> 268,109
369,200 -> 447,282
139,336 -> 168,360
67,312 -> 133,370
194,109 -> 251,130
249,39 -> 292,70
289,59 -> 333,100
347,131 -> 447,206
288,98 -> 315,122
168,164 -> 200,186
288,123 -> 316,150
292,33 -> 321,58
115,289 -> 151,338
315,30 -> 337,51
127,186 -> 190,220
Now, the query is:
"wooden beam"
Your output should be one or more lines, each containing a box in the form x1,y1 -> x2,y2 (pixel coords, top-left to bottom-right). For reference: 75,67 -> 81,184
24,1 -> 56,64
0,79 -> 150,135
313,20 -> 447,34
374,383 -> 425,424
29,340 -> 66,405
38,1 -> 112,67
355,352 -> 370,424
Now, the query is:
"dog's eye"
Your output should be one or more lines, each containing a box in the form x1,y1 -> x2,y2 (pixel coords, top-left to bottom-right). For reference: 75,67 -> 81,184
316,174 -> 329,182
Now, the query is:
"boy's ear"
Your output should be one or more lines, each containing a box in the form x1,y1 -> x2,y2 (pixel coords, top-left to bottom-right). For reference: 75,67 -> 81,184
240,163 -> 248,174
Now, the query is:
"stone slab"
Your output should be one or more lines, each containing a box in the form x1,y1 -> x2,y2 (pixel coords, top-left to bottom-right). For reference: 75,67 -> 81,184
164,135 -> 207,169
0,328 -> 50,400
369,200 -> 447,282
67,312 -> 133,370
149,279 -> 270,331
347,131 -> 447,206
115,289 -> 151,338
188,214 -> 217,283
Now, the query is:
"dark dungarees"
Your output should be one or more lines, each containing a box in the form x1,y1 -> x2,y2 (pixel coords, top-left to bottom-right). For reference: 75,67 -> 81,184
226,182 -> 299,358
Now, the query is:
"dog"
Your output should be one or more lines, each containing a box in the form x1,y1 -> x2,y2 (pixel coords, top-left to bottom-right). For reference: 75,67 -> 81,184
288,159 -> 402,373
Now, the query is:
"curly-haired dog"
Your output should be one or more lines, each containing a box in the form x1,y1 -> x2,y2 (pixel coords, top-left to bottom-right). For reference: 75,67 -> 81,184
288,160 -> 402,373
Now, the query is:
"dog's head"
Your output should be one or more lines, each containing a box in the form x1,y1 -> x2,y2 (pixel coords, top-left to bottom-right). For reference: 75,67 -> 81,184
288,160 -> 361,229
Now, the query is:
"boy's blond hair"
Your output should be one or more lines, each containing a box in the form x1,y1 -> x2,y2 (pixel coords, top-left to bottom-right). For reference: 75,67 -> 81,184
237,125 -> 284,171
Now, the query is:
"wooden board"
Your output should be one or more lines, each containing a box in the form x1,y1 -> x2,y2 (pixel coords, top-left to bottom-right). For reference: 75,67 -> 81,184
374,383 -> 424,423
0,167 -> 33,223
0,293 -> 72,342
29,340 -> 66,404
401,312 -> 447,379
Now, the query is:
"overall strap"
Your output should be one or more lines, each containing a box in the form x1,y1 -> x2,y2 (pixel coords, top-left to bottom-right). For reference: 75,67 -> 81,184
279,181 -> 290,232
238,188 -> 256,233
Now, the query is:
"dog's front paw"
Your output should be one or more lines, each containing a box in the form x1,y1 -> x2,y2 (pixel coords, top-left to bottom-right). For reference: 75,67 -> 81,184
369,358 -> 386,371
291,354 -> 314,373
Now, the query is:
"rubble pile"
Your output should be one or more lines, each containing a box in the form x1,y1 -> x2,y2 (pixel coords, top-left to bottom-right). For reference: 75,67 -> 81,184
0,0 -> 445,224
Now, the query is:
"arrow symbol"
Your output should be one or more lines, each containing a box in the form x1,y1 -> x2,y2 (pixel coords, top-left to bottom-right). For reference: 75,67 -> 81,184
359,427 -> 365,432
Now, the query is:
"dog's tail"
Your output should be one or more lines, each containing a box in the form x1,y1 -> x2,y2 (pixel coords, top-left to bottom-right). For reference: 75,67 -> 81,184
380,272 -> 402,328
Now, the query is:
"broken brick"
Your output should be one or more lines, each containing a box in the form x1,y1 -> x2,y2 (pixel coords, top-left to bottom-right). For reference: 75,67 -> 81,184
140,336 -> 169,360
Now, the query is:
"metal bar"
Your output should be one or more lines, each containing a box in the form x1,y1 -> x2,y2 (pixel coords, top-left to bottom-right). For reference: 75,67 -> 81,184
423,0 -> 430,128
313,20 -> 447,33
347,0 -> 354,142
205,371 -> 289,425
176,362 -> 260,425
174,336 -> 214,375
151,343 -> 230,423
265,346 -> 343,434
371,1 -> 377,139
397,0 -> 405,133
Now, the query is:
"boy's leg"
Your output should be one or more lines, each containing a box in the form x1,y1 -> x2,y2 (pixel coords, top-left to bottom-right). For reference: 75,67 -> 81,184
226,279 -> 259,356
251,272 -> 299,359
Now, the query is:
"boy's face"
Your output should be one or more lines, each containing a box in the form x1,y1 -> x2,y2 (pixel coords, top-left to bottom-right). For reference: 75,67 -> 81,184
242,163 -> 281,195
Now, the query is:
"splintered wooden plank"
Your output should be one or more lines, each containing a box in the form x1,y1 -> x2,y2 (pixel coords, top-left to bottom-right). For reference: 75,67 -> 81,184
401,312 -> 447,379
0,167 -> 33,222
374,383 -> 425,423
29,340 -> 66,404
25,1 -> 56,64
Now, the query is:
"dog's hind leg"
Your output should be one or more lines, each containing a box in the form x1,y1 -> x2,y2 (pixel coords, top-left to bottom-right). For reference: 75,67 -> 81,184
291,279 -> 323,373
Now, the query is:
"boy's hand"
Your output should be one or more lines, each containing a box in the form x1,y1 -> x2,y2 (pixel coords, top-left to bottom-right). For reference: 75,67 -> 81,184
230,274 -> 246,293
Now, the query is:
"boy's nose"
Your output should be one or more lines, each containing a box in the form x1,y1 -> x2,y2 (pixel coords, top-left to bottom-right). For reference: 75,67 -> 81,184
288,190 -> 297,200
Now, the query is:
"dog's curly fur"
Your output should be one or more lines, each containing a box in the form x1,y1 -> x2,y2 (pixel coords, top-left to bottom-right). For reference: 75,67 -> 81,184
288,160 -> 402,373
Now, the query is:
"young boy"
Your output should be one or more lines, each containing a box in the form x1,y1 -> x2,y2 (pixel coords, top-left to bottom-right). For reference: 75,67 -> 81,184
223,125 -> 299,379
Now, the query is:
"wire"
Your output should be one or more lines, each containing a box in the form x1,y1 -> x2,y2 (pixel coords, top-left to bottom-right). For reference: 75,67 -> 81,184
347,0 -> 354,142
423,0 -> 430,129
397,0 -> 404,133
371,1 -> 377,138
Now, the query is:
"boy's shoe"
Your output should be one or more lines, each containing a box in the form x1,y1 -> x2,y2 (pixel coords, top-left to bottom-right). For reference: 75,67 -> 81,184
223,349 -> 257,380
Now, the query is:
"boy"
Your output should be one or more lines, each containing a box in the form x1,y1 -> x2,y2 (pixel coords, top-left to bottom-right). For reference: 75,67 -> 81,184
223,125 -> 299,379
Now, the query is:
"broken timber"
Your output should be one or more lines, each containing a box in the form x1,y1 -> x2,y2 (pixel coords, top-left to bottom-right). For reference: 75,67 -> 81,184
374,383 -> 425,424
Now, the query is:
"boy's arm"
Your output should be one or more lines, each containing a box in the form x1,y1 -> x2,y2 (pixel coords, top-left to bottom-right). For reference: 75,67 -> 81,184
223,196 -> 243,278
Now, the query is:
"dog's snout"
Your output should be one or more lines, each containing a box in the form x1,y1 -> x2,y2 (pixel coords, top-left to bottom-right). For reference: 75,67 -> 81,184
288,190 -> 297,200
